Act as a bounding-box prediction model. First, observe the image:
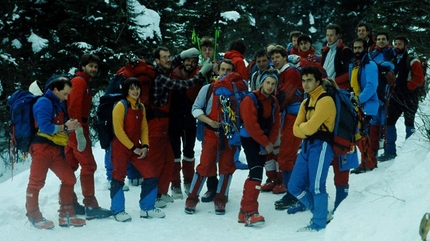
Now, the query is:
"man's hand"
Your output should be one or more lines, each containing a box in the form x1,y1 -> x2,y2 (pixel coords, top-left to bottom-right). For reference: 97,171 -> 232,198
199,58 -> 213,75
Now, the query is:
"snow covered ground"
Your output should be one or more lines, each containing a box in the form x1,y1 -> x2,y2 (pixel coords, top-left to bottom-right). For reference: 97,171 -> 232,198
0,116 -> 429,241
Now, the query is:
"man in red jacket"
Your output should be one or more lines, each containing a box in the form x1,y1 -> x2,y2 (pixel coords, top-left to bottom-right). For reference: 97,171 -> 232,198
187,72 -> 248,215
238,69 -> 280,226
66,53 -> 112,219
224,39 -> 248,80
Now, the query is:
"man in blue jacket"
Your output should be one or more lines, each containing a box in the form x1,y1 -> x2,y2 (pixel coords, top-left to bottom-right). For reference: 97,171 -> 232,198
349,38 -> 379,174
26,77 -> 86,229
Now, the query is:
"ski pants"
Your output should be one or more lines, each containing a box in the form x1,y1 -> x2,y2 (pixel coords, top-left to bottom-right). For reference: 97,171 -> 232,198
196,128 -> 236,177
146,117 -> 174,195
278,114 -> 302,171
288,139 -> 334,229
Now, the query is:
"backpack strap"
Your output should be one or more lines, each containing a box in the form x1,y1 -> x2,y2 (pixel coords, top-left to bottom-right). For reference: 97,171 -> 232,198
120,99 -> 129,118
202,84 -> 214,115
231,81 -> 241,127
304,92 -> 331,130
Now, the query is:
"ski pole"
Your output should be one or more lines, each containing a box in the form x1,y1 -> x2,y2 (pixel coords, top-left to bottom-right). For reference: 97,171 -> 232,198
213,28 -> 220,61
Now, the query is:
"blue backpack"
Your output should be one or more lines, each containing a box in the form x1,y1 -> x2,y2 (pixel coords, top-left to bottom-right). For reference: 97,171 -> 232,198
8,90 -> 41,153
216,81 -> 249,147
195,73 -> 249,147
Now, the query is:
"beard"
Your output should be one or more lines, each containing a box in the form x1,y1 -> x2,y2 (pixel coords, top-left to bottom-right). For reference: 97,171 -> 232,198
183,64 -> 194,73
395,48 -> 405,55
355,52 -> 364,59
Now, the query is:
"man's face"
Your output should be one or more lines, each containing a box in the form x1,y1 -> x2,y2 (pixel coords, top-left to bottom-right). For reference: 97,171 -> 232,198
357,26 -> 369,39
353,41 -> 365,59
82,62 -> 98,78
255,55 -> 269,71
271,52 -> 287,70
183,58 -> 198,73
202,46 -> 214,60
261,76 -> 277,96
376,34 -> 389,49
394,40 -> 407,55
302,74 -> 319,94
326,29 -> 339,45
156,50 -> 171,70
299,40 -> 311,52
218,62 -> 233,77
54,85 -> 72,102
291,36 -> 299,49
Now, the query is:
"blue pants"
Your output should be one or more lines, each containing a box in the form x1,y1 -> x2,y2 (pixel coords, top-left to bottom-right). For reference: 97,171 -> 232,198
288,139 -> 334,229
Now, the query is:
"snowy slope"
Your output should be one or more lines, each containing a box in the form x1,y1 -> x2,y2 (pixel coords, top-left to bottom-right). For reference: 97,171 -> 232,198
0,116 -> 428,241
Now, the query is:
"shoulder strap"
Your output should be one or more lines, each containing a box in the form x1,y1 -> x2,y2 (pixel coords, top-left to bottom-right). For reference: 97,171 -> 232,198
202,84 -> 214,115
305,92 -> 331,111
120,99 -> 129,118
248,92 -> 258,107
269,95 -> 277,123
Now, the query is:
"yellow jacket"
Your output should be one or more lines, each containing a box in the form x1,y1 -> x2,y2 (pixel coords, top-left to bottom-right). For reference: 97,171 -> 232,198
293,85 -> 336,139
112,96 -> 149,150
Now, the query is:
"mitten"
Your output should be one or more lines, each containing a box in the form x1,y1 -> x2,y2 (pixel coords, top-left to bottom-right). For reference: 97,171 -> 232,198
199,58 -> 213,75
75,127 -> 86,152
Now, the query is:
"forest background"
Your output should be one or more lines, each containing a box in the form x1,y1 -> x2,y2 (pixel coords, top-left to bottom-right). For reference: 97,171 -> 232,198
0,0 -> 429,173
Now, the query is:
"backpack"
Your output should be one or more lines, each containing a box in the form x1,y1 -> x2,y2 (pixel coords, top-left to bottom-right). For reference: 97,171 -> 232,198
105,57 -> 156,107
305,84 -> 358,156
8,73 -> 75,155
215,73 -> 249,146
196,73 -> 248,146
406,54 -> 429,101
96,94 -> 143,149
8,90 -> 41,154
369,50 -> 396,101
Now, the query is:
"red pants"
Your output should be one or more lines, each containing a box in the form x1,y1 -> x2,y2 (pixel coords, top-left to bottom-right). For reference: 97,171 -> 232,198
356,136 -> 377,169
111,139 -> 155,181
65,124 -> 98,207
278,114 -> 302,171
196,128 -> 236,177
146,118 -> 174,195
331,156 -> 350,186
26,143 -> 76,221
65,124 -> 97,175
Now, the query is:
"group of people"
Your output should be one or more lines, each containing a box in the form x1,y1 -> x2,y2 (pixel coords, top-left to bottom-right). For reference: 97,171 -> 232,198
25,21 -> 425,232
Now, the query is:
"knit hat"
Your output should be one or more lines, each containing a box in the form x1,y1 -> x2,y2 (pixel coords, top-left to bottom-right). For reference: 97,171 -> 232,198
259,71 -> 279,86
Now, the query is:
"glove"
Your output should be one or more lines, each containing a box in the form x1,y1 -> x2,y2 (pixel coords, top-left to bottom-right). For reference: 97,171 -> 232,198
180,47 -> 200,59
350,93 -> 359,106
199,58 -> 213,75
